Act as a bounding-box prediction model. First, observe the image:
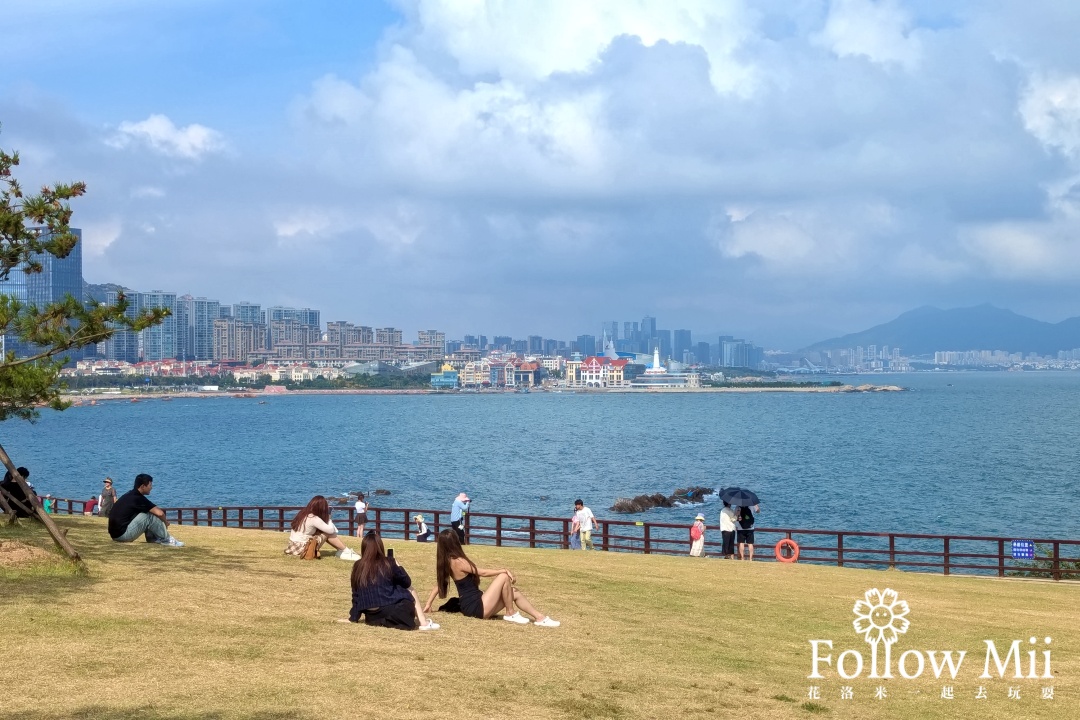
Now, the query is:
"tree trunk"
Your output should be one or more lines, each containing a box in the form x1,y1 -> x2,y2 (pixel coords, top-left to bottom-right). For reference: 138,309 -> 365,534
0,442 -> 82,563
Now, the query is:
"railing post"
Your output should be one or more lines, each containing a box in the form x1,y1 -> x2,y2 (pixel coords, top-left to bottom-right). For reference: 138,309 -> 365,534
278,508 -> 285,532
375,508 -> 382,537
258,507 -> 264,530
998,539 -> 1005,577
601,521 -> 609,552
643,524 -> 651,554
496,516 -> 503,547
404,510 -> 410,541
889,535 -> 896,570
943,537 -> 951,576
529,518 -> 536,548
1053,542 -> 1061,581
837,533 -> 844,567
563,519 -> 569,549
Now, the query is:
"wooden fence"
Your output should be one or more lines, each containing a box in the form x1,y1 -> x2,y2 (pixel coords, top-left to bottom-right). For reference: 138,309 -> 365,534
48,498 -> 1080,580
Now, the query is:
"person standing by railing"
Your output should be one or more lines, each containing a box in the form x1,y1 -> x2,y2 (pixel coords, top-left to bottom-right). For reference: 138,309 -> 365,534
450,492 -> 470,544
719,501 -> 737,559
99,477 -> 117,518
354,492 -> 368,538
574,499 -> 597,550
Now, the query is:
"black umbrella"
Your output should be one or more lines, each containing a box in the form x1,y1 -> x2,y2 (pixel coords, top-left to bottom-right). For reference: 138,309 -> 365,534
720,487 -> 760,507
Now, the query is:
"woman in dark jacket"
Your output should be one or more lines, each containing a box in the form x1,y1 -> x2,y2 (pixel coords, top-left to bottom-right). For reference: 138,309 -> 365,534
349,532 -> 439,630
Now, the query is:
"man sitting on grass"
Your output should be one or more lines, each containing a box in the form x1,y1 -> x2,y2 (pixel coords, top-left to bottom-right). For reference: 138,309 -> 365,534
108,474 -> 184,547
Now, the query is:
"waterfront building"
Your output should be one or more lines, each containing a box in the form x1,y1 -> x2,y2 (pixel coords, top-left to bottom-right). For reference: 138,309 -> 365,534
460,359 -> 492,387
629,347 -> 701,389
578,356 -> 629,388
489,360 -> 516,387
430,362 -> 459,389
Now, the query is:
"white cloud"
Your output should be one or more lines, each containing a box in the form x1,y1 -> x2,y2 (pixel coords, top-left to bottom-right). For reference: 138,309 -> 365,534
815,0 -> 921,70
79,217 -> 123,258
1020,73 -> 1080,160
108,114 -> 225,160
408,0 -> 759,94
130,185 -> 165,198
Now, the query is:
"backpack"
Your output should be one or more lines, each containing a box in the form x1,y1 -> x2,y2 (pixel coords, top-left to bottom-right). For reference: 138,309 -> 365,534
739,508 -> 755,529
690,523 -> 703,541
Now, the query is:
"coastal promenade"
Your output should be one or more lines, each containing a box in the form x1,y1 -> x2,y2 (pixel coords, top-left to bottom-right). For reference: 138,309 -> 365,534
59,382 -> 904,403
49,498 -> 1079,579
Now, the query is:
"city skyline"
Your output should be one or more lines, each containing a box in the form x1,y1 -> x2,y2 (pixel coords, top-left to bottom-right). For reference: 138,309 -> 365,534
5,3 -> 1080,347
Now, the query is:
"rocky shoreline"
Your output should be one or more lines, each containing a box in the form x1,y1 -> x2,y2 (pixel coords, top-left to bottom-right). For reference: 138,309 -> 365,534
610,486 -> 715,513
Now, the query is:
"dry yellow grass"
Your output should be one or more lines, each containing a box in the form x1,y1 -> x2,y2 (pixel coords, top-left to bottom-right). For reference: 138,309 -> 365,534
2,516 -> 1077,720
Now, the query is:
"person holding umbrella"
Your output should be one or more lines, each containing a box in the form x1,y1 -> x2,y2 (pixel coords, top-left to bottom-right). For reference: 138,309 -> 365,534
719,487 -> 761,561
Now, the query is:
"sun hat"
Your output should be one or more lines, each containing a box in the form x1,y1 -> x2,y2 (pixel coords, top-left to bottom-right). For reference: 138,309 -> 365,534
414,514 -> 424,521
695,513 -> 705,521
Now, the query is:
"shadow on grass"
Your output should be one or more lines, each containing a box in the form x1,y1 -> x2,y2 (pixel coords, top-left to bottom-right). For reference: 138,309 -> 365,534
1,516 -> 287,603
0,708 -> 312,720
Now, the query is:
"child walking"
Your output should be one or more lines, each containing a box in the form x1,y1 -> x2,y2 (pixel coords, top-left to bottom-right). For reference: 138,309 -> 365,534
690,513 -> 706,557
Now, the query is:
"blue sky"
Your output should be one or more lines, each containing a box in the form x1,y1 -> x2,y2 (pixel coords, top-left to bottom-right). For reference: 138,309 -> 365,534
4,1 -> 1080,349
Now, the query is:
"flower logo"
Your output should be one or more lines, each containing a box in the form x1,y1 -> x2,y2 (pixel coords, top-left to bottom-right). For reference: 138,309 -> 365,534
853,588 -> 910,678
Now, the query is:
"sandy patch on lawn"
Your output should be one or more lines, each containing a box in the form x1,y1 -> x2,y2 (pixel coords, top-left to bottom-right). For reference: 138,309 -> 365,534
0,539 -> 52,567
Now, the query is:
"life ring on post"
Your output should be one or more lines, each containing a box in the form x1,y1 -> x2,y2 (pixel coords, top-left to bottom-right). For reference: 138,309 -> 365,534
775,538 -> 800,563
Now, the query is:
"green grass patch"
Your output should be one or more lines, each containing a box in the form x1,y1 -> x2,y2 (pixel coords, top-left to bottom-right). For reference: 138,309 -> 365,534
2,516 -> 1078,719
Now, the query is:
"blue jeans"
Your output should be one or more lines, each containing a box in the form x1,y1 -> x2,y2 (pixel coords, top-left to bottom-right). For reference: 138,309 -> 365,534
114,513 -> 171,543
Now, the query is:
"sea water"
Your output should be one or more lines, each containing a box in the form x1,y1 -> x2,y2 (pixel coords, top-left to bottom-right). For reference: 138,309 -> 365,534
6,371 -> 1079,539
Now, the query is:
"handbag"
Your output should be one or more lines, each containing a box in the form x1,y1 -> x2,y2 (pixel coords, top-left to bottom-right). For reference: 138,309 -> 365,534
301,537 -> 320,560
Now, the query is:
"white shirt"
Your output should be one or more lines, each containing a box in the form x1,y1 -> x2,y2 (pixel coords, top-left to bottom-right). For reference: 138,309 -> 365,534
720,506 -> 737,532
416,521 -> 428,536
575,507 -> 596,532
354,500 -> 367,514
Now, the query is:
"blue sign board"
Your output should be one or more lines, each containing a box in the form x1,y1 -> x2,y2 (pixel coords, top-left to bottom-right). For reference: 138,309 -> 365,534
1011,540 -> 1035,560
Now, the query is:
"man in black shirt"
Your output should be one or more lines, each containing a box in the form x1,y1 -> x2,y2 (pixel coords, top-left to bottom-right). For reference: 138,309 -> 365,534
108,474 -> 184,547
0,467 -> 35,518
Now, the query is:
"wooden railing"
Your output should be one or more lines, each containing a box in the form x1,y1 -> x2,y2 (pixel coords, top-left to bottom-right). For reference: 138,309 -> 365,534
47,499 -> 1080,580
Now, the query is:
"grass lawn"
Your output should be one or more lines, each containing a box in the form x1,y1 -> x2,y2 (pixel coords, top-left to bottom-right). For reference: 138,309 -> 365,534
2,515 -> 1077,719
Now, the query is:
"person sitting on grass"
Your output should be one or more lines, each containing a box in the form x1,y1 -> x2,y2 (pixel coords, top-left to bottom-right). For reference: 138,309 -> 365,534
414,514 -> 432,542
285,495 -> 359,561
108,474 -> 184,547
0,467 -> 34,518
423,529 -> 560,627
349,532 -> 439,630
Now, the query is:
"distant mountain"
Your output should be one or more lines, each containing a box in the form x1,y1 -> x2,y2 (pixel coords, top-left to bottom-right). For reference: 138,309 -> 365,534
83,282 -> 127,303
802,305 -> 1080,356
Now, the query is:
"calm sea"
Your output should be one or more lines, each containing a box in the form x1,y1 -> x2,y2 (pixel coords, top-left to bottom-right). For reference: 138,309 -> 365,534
6,372 -> 1079,539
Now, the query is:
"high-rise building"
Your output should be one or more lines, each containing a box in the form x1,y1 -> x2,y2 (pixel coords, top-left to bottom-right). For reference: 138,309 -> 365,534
657,329 -> 671,360
213,319 -> 264,362
181,296 -> 221,360
137,291 -> 177,361
695,341 -> 711,365
375,327 -> 403,345
0,228 -> 85,359
417,330 -> 445,352
233,302 -> 264,325
601,321 -> 618,343
576,334 -> 597,357
528,335 -> 543,354
104,288 -> 140,363
640,316 -> 657,340
493,336 -> 512,350
674,329 -> 692,364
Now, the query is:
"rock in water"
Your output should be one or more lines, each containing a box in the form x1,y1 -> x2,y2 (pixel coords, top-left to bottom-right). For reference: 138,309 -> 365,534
610,486 -> 715,513
373,488 -> 392,496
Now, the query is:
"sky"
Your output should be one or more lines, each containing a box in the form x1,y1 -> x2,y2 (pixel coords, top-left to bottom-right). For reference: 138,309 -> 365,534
4,0 -> 1080,349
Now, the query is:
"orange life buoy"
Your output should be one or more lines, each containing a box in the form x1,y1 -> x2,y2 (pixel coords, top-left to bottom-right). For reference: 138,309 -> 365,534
775,538 -> 800,563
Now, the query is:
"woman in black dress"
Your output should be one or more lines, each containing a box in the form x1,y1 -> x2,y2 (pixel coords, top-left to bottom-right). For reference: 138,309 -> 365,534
423,529 -> 560,627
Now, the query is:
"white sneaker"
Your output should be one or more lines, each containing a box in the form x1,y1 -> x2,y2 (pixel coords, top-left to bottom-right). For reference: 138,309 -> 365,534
338,548 -> 360,561
503,612 -> 530,625
157,536 -> 184,547
534,616 -> 561,627
418,619 -> 440,631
